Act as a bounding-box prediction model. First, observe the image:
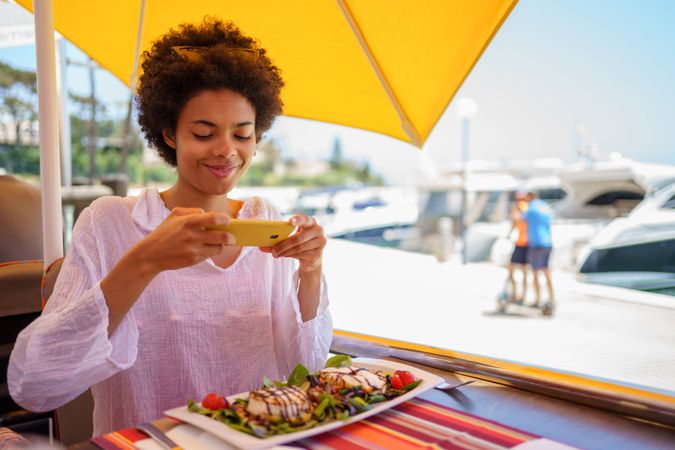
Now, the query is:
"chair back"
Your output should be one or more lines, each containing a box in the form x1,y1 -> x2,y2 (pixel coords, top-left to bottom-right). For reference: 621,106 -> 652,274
0,175 -> 93,444
0,176 -> 53,439
0,175 -> 42,261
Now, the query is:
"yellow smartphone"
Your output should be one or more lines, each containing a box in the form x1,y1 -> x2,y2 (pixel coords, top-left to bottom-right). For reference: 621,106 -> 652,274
206,219 -> 295,247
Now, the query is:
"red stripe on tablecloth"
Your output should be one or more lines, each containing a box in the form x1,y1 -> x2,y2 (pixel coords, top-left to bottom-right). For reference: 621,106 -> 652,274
91,433 -> 136,450
91,427 -> 149,450
90,436 -> 124,450
116,427 -> 149,442
337,420 -> 443,449
298,430 -> 373,449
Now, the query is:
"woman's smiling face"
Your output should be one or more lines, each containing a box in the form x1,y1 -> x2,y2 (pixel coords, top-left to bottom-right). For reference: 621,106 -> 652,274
163,89 -> 256,196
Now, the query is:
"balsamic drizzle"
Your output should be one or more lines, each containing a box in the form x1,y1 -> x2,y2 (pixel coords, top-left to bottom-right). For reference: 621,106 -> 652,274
248,386 -> 310,421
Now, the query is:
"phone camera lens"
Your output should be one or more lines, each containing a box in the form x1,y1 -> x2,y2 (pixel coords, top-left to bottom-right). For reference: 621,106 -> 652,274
270,234 -> 279,239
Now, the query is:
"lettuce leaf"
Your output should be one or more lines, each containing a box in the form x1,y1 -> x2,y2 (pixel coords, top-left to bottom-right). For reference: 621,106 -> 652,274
287,363 -> 310,386
324,354 -> 352,368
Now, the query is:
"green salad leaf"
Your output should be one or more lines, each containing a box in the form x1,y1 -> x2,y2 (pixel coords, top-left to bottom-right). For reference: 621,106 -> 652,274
275,420 -> 318,434
348,396 -> 371,412
324,354 -> 353,368
287,363 -> 310,386
403,379 -> 422,391
313,392 -> 337,418
367,394 -> 386,404
187,399 -> 212,415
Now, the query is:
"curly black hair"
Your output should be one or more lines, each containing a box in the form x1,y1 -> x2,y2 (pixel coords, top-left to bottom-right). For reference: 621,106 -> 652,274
136,18 -> 284,166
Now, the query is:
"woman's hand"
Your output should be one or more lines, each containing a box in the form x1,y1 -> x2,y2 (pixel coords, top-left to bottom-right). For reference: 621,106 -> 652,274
260,215 -> 326,273
137,207 -> 235,273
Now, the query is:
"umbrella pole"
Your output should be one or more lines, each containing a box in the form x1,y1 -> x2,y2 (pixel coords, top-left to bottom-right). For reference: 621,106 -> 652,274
34,0 -> 64,266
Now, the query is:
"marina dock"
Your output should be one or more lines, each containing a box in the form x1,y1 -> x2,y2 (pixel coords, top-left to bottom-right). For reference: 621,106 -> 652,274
325,239 -> 675,393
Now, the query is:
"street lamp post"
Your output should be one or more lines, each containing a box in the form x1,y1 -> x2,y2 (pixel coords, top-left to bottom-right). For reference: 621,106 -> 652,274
456,98 -> 478,265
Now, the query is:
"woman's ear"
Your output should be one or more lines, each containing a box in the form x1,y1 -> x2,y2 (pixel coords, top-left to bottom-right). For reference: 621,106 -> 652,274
162,129 -> 177,149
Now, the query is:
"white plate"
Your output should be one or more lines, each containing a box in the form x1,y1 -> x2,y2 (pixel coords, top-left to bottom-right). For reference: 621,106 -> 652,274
165,358 -> 444,450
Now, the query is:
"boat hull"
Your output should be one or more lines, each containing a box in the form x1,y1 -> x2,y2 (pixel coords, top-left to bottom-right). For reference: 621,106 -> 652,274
579,238 -> 675,274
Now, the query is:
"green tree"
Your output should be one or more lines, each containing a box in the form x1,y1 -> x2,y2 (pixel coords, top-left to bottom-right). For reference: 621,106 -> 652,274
0,61 -> 37,172
70,92 -> 106,183
0,60 -> 147,181
329,136 -> 344,170
356,161 -> 372,183
238,137 -> 385,187
69,114 -> 145,183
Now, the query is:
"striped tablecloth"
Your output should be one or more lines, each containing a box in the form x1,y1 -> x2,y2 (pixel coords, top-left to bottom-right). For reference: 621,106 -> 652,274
92,398 -> 540,450
293,398 -> 538,449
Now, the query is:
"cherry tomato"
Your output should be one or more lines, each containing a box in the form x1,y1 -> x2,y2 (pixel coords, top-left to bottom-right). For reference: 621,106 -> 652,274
201,392 -> 229,410
396,370 -> 416,386
390,373 -> 405,389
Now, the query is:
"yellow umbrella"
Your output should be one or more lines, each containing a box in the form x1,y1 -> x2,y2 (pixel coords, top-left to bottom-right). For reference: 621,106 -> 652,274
19,0 -> 516,146
21,0 -> 517,265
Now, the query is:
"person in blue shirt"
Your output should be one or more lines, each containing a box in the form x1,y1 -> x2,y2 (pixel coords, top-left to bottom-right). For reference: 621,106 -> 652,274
524,192 -> 555,308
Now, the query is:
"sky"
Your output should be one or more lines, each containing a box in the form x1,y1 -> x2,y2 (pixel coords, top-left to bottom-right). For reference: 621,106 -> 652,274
1,0 -> 674,184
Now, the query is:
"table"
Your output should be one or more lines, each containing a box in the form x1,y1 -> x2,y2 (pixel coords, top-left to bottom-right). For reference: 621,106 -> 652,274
72,367 -> 675,450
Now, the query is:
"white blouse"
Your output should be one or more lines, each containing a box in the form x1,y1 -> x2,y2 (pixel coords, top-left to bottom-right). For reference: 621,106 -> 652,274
8,188 -> 332,435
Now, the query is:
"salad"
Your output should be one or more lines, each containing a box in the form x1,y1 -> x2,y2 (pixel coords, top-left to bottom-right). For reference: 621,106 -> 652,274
187,355 -> 421,438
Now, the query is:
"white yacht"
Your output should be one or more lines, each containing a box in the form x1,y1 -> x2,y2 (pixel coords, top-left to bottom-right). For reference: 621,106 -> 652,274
555,155 -> 675,220
577,179 -> 675,294
476,155 -> 675,267
296,186 -> 420,249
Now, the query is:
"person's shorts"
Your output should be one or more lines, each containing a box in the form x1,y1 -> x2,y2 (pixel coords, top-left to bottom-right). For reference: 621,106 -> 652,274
510,246 -> 528,264
528,246 -> 552,270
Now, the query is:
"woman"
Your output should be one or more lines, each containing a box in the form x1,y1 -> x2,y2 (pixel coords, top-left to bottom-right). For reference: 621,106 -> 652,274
8,18 -> 332,435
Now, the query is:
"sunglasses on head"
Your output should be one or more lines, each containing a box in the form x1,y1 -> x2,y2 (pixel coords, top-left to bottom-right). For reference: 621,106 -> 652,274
171,45 -> 260,63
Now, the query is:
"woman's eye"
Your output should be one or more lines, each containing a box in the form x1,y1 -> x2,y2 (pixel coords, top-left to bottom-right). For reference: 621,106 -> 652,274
192,133 -> 212,140
235,134 -> 254,141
